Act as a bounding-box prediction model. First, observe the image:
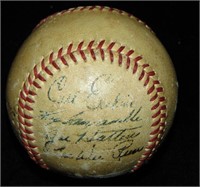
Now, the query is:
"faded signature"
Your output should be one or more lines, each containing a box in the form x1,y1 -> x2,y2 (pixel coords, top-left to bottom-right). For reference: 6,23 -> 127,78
39,107 -> 142,126
43,126 -> 143,161
47,75 -> 136,110
40,74 -> 145,162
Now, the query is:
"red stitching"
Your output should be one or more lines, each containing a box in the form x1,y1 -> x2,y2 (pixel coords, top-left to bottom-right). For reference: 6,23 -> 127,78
97,40 -> 105,61
139,70 -> 145,81
125,56 -> 129,68
151,118 -> 161,127
18,115 -> 33,127
58,48 -> 68,65
146,142 -> 156,149
21,133 -> 35,141
149,136 -> 158,142
17,40 -> 167,172
44,66 -> 53,76
107,42 -> 115,63
150,93 -> 158,101
157,87 -> 163,92
19,100 -> 33,111
119,54 -> 124,67
67,43 -> 77,63
150,127 -> 160,135
97,40 -> 105,49
34,6 -> 137,30
151,101 -> 159,110
133,56 -> 142,74
117,46 -> 125,53
42,59 -> 52,75
151,97 -> 166,110
49,52 -> 60,70
23,83 -> 29,95
107,42 -> 115,51
126,50 -> 134,57
26,97 -> 35,103
18,108 -> 33,119
33,81 -> 41,89
87,40 -> 96,61
20,91 -> 26,101
19,125 -> 33,135
89,6 -> 96,10
144,71 -> 155,86
28,90 -> 37,96
152,110 -> 161,119
80,7 -> 86,11
22,140 -> 37,148
78,41 -> 87,62
147,84 -> 155,95
143,149 -> 151,155
28,75 -> 33,85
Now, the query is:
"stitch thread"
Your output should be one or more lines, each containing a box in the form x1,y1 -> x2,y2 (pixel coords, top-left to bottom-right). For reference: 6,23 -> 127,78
17,40 -> 167,172
34,6 -> 154,33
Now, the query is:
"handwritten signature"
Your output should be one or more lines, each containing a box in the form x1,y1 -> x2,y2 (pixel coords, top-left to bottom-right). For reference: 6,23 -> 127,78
75,126 -> 141,143
49,144 -> 144,161
39,107 -> 142,126
47,75 -> 137,110
41,74 -> 145,162
43,126 -> 143,161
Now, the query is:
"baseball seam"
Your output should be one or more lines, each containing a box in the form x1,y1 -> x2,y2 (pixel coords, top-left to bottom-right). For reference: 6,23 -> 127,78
34,6 -> 153,33
17,40 -> 167,171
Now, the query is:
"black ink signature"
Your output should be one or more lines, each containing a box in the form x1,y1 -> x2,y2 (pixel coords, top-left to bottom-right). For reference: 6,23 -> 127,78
86,93 -> 135,111
54,146 -> 66,152
75,126 -> 141,143
43,130 -> 58,152
39,107 -> 142,126
43,124 -> 142,161
46,144 -> 104,161
76,144 -> 104,161
42,74 -> 145,162
112,143 -> 144,161
48,76 -> 79,104
47,75 -> 136,110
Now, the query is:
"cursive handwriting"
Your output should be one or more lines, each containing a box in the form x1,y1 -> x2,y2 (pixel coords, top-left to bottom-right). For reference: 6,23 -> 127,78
76,144 -> 104,161
86,93 -> 135,110
39,107 -> 142,126
47,75 -> 137,110
112,143 -> 144,161
75,126 -> 141,143
41,74 -> 145,162
90,74 -> 114,95
54,144 -> 104,161
43,124 -> 143,161
48,76 -> 76,104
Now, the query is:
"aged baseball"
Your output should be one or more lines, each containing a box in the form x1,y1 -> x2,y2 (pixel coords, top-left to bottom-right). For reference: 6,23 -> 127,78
6,6 -> 178,178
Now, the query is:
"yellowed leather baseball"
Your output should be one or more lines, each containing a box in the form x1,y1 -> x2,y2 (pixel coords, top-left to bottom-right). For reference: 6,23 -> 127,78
6,6 -> 178,178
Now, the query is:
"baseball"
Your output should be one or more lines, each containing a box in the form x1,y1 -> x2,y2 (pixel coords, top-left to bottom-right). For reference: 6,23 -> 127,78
6,6 -> 178,178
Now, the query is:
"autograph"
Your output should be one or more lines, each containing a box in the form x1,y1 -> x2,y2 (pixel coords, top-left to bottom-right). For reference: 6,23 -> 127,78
39,107 -> 142,126
40,74 -> 145,162
47,75 -> 136,110
43,127 -> 143,161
